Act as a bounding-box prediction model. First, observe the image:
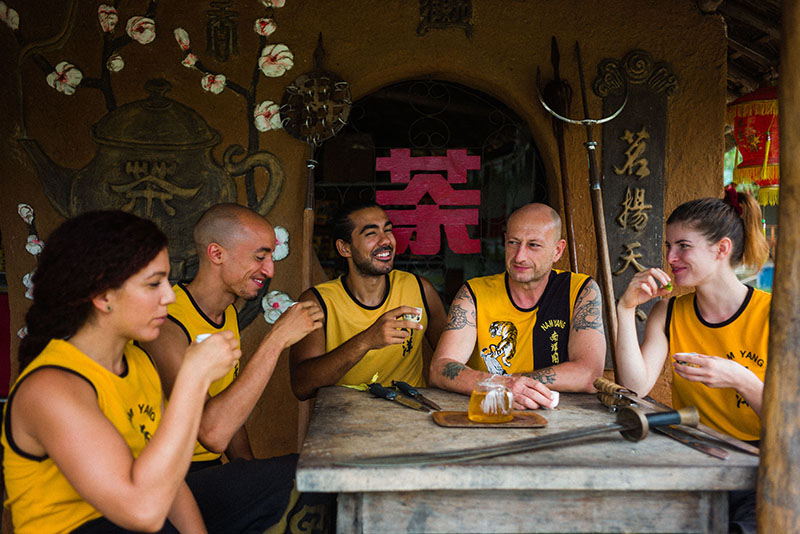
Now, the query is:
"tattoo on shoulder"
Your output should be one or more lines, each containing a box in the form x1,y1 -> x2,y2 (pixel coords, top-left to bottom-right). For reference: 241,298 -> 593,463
453,285 -> 471,302
444,304 -> 475,331
523,367 -> 556,385
573,281 -> 604,332
442,362 -> 467,380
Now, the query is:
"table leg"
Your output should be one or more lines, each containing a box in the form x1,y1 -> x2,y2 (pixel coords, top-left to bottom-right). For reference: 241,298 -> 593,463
334,489 -> 729,533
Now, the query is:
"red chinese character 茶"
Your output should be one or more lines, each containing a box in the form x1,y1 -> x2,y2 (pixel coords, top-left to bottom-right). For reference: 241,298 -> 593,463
376,149 -> 482,255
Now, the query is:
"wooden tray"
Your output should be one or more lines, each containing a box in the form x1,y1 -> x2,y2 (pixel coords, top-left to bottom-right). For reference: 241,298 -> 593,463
432,411 -> 548,428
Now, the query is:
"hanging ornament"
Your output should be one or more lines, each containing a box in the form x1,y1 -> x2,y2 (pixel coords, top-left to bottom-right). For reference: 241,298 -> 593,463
727,86 -> 780,206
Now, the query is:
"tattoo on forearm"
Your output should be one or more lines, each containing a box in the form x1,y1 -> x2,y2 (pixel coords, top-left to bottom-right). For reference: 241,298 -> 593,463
444,304 -> 475,331
442,362 -> 467,380
523,367 -> 556,385
573,282 -> 604,332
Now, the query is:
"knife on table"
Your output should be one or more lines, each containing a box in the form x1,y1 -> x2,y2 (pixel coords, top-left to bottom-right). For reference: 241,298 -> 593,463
654,425 -> 730,460
368,383 -> 430,412
392,380 -> 442,411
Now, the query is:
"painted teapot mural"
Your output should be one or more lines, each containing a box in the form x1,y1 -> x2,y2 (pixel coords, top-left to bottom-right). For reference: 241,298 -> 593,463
20,78 -> 285,281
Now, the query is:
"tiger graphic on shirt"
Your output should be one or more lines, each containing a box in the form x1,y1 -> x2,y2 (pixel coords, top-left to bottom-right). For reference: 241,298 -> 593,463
480,321 -> 517,375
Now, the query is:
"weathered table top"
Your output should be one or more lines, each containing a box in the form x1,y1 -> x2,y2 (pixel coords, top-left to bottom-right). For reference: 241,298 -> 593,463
297,386 -> 759,494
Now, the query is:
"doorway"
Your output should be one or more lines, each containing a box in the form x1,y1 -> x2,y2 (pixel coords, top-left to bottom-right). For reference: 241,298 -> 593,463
316,79 -> 547,304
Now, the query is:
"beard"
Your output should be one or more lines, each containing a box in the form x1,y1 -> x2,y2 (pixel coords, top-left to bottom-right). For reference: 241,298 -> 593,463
506,262 -> 550,285
351,246 -> 394,277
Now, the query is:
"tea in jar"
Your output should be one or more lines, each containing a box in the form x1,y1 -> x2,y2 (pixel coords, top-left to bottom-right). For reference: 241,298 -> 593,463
468,377 -> 514,423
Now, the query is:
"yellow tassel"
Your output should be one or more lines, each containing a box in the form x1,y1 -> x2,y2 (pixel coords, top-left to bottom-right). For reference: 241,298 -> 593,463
758,186 -> 780,206
733,164 -> 779,184
762,131 -> 771,180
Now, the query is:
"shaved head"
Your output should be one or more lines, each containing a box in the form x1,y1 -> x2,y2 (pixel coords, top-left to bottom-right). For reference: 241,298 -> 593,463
507,203 -> 562,244
503,203 -> 566,285
194,203 -> 273,255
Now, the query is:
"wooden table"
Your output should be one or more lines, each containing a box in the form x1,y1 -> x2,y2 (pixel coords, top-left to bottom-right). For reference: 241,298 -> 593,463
297,387 -> 759,534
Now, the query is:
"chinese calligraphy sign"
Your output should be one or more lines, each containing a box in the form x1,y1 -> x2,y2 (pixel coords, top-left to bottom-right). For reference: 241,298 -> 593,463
376,148 -> 481,255
595,49 -> 679,344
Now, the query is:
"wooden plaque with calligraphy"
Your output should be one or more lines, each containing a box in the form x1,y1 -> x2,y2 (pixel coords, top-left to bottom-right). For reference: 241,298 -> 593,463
595,50 -> 679,351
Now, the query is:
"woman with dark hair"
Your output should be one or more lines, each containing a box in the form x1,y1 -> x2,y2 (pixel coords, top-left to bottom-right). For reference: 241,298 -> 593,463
615,186 -> 770,534
2,211 -> 240,534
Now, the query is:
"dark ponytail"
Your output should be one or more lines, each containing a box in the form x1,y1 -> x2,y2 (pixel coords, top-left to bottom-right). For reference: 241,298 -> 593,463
666,186 -> 769,271
19,211 -> 168,370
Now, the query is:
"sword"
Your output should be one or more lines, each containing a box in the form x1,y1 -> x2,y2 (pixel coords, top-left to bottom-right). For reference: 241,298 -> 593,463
594,377 -> 760,456
597,391 -> 728,459
368,383 -> 430,413
338,405 -> 698,466
392,380 -> 442,411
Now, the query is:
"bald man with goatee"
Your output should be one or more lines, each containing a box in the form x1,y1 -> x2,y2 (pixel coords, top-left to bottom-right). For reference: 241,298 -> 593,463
142,203 -> 328,533
430,203 -> 606,409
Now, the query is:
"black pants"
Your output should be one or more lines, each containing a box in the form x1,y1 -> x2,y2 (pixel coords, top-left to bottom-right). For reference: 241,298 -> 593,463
73,455 -> 331,534
72,517 -> 178,533
729,488 -> 756,534
186,454 -> 332,534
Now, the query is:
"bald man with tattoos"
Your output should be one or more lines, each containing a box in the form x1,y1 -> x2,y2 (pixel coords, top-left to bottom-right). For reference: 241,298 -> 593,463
429,203 -> 606,409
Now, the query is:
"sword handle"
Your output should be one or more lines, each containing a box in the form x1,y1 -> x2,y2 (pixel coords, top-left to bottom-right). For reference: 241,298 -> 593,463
617,406 -> 700,442
392,380 -> 419,397
368,383 -> 398,401
646,406 -> 699,428
594,377 -> 637,397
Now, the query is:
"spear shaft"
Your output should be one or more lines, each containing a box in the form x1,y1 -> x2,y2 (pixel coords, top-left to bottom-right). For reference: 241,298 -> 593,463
543,37 -> 579,272
575,42 -> 619,375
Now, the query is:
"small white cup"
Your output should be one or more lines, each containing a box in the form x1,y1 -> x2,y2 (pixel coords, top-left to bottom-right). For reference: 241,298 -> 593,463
402,307 -> 423,322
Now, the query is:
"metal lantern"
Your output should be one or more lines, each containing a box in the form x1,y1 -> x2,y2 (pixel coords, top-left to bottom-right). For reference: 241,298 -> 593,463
727,86 -> 780,206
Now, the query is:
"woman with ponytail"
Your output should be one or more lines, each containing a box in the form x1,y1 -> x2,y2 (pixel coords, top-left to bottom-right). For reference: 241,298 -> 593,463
615,186 -> 770,534
2,211 -> 240,534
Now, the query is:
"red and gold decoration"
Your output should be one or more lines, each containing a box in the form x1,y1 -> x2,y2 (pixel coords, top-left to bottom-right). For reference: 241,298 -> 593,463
727,86 -> 780,206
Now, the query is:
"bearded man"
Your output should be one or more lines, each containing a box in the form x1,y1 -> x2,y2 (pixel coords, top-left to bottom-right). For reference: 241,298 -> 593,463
290,200 -> 447,400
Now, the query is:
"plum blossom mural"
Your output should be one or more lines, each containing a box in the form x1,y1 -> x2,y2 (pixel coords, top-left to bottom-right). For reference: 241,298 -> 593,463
173,1 -> 293,210
4,1 -> 159,117
0,2 -> 19,31
4,2 -> 294,330
273,225 -> 289,261
16,203 -> 42,337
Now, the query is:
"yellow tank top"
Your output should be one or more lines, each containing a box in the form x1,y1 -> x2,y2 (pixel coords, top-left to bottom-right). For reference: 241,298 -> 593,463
313,270 -> 430,387
168,283 -> 240,461
667,287 -> 770,441
467,271 -> 590,375
2,339 -> 163,534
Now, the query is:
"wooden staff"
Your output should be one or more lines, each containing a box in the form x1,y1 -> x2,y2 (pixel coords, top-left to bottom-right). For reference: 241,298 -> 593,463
301,145 -> 317,291
542,36 -> 579,272
575,42 -> 619,373
536,43 -> 627,376
758,1 -> 800,529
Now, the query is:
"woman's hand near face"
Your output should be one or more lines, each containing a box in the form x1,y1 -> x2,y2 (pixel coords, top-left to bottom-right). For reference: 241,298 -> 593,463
618,268 -> 673,311
183,331 -> 241,385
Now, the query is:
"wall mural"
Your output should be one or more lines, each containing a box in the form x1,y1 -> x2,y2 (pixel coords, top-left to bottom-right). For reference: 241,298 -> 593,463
4,0 -> 295,329
15,203 -> 42,339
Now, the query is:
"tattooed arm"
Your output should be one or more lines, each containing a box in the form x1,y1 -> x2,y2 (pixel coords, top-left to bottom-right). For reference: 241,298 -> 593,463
429,284 -> 482,395
429,284 -> 556,409
544,279 -> 606,392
